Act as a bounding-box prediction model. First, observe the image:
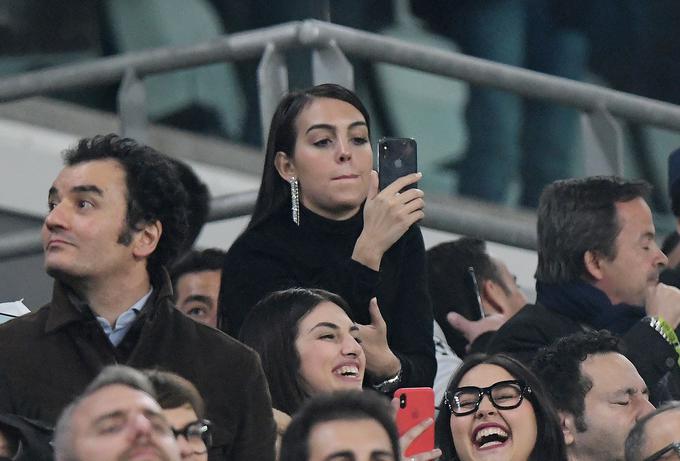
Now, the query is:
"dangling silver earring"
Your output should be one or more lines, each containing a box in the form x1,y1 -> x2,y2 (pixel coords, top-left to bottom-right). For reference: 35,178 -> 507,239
289,177 -> 300,226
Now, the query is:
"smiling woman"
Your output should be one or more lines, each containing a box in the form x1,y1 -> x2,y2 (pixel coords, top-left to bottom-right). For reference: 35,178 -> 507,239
218,83 -> 435,392
435,354 -> 567,461
239,288 -> 365,416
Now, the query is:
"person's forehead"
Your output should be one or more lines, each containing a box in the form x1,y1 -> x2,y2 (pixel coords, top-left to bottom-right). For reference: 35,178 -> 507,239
294,97 -> 366,133
176,270 -> 221,291
582,352 -> 644,394
52,159 -> 127,194
645,409 -> 680,438
74,384 -> 161,425
458,363 -> 515,388
308,418 -> 393,456
614,198 -> 654,234
298,301 -> 354,331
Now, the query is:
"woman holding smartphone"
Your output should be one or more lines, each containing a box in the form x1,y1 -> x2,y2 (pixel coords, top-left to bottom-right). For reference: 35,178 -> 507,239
218,83 -> 434,391
435,354 -> 567,461
240,287 -> 441,461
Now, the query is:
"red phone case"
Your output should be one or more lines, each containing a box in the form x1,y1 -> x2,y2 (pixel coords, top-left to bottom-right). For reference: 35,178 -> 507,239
395,387 -> 435,456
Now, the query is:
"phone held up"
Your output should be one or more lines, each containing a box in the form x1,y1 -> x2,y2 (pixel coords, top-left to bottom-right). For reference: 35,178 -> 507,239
377,137 -> 418,191
465,266 -> 486,321
395,387 -> 435,456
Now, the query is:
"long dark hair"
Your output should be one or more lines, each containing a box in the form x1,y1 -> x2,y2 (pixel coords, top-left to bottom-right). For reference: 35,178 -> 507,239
238,287 -> 354,415
435,353 -> 567,461
248,83 -> 371,230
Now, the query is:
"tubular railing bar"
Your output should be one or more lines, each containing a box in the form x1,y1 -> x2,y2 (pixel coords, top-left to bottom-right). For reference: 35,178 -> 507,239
298,21 -> 680,132
0,190 -> 538,261
0,20 -> 680,131
0,22 -> 301,102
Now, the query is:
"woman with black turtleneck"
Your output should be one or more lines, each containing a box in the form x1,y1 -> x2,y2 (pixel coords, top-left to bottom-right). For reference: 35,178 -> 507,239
218,83 -> 435,391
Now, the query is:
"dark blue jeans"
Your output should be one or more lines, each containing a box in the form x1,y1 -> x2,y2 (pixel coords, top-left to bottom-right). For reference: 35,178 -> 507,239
450,0 -> 588,206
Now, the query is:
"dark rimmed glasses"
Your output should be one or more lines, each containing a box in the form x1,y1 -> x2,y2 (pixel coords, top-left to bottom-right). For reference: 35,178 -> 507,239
643,442 -> 680,461
172,419 -> 212,454
444,380 -> 532,416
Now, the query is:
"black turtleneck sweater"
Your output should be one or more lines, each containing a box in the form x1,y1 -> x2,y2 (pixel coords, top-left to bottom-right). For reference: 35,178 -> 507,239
218,205 -> 436,389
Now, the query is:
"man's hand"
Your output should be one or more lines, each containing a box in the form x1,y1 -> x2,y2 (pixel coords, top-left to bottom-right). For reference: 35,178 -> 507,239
356,298 -> 401,380
447,312 -> 508,345
646,283 -> 680,329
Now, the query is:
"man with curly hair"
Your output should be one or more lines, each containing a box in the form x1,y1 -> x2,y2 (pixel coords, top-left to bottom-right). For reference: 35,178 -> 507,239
0,134 -> 276,460
533,330 -> 654,461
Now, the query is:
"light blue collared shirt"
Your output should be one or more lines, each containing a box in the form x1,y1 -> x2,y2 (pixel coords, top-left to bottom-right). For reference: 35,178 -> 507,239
95,288 -> 153,347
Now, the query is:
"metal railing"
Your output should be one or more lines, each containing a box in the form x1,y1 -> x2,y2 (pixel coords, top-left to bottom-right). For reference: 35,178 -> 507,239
2,19 -> 680,259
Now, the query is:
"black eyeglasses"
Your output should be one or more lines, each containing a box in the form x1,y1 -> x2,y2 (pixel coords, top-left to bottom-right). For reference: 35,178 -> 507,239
643,442 -> 680,461
444,380 -> 531,416
172,419 -> 212,453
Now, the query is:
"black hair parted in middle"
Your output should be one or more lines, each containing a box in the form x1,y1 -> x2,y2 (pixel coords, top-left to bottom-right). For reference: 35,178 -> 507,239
248,83 -> 371,231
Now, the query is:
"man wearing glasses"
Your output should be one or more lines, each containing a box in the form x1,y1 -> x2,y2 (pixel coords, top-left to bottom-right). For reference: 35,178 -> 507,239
625,401 -> 680,461
534,330 -> 654,461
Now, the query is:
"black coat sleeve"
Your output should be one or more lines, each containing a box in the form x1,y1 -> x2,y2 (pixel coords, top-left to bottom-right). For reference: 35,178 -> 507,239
621,321 -> 677,390
227,351 -> 277,461
380,226 -> 436,388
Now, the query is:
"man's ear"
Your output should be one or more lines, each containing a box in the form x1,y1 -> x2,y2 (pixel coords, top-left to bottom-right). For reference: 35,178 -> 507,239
274,151 -> 296,181
481,279 -> 506,315
559,411 -> 576,447
132,220 -> 162,260
584,250 -> 604,281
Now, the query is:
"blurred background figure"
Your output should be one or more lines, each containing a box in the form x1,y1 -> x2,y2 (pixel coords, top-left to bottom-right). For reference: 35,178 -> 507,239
171,248 -> 226,328
426,237 -> 527,358
145,370 -> 212,461
411,0 -> 587,207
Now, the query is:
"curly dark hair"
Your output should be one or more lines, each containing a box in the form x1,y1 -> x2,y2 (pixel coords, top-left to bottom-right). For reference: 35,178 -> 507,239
532,330 -> 622,431
63,134 -> 188,276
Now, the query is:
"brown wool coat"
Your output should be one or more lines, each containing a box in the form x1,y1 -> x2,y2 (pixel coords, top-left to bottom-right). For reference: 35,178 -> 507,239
0,271 -> 276,461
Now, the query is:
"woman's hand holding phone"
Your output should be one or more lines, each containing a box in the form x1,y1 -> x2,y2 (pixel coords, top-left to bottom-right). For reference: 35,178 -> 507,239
392,388 -> 441,461
352,171 -> 424,271
399,419 -> 442,461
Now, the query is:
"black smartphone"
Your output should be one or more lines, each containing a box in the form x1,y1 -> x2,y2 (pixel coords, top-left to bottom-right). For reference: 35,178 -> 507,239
377,137 -> 418,191
464,266 -> 486,321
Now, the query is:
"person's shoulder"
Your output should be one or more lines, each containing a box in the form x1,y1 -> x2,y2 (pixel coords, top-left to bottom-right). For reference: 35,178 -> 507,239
496,303 -> 570,333
0,303 -> 51,338
168,309 -> 261,365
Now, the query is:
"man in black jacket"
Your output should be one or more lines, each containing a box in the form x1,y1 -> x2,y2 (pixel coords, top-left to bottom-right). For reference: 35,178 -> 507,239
0,134 -> 276,460
486,176 -> 680,400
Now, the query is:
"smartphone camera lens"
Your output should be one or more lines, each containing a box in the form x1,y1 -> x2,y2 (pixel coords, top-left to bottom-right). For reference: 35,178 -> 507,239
399,394 -> 407,409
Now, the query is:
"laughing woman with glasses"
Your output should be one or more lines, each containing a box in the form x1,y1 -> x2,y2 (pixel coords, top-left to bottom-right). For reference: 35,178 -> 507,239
435,354 -> 567,461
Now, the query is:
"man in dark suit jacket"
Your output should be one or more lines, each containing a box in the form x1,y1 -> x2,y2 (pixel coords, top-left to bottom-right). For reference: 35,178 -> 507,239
486,176 -> 680,400
0,134 -> 276,460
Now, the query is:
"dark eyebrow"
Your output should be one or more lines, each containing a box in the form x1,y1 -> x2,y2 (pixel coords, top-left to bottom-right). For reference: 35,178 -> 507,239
349,324 -> 360,333
308,322 -> 340,333
324,450 -> 394,460
324,451 -> 354,461
72,185 -> 104,196
181,294 -> 214,306
305,121 -> 367,135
